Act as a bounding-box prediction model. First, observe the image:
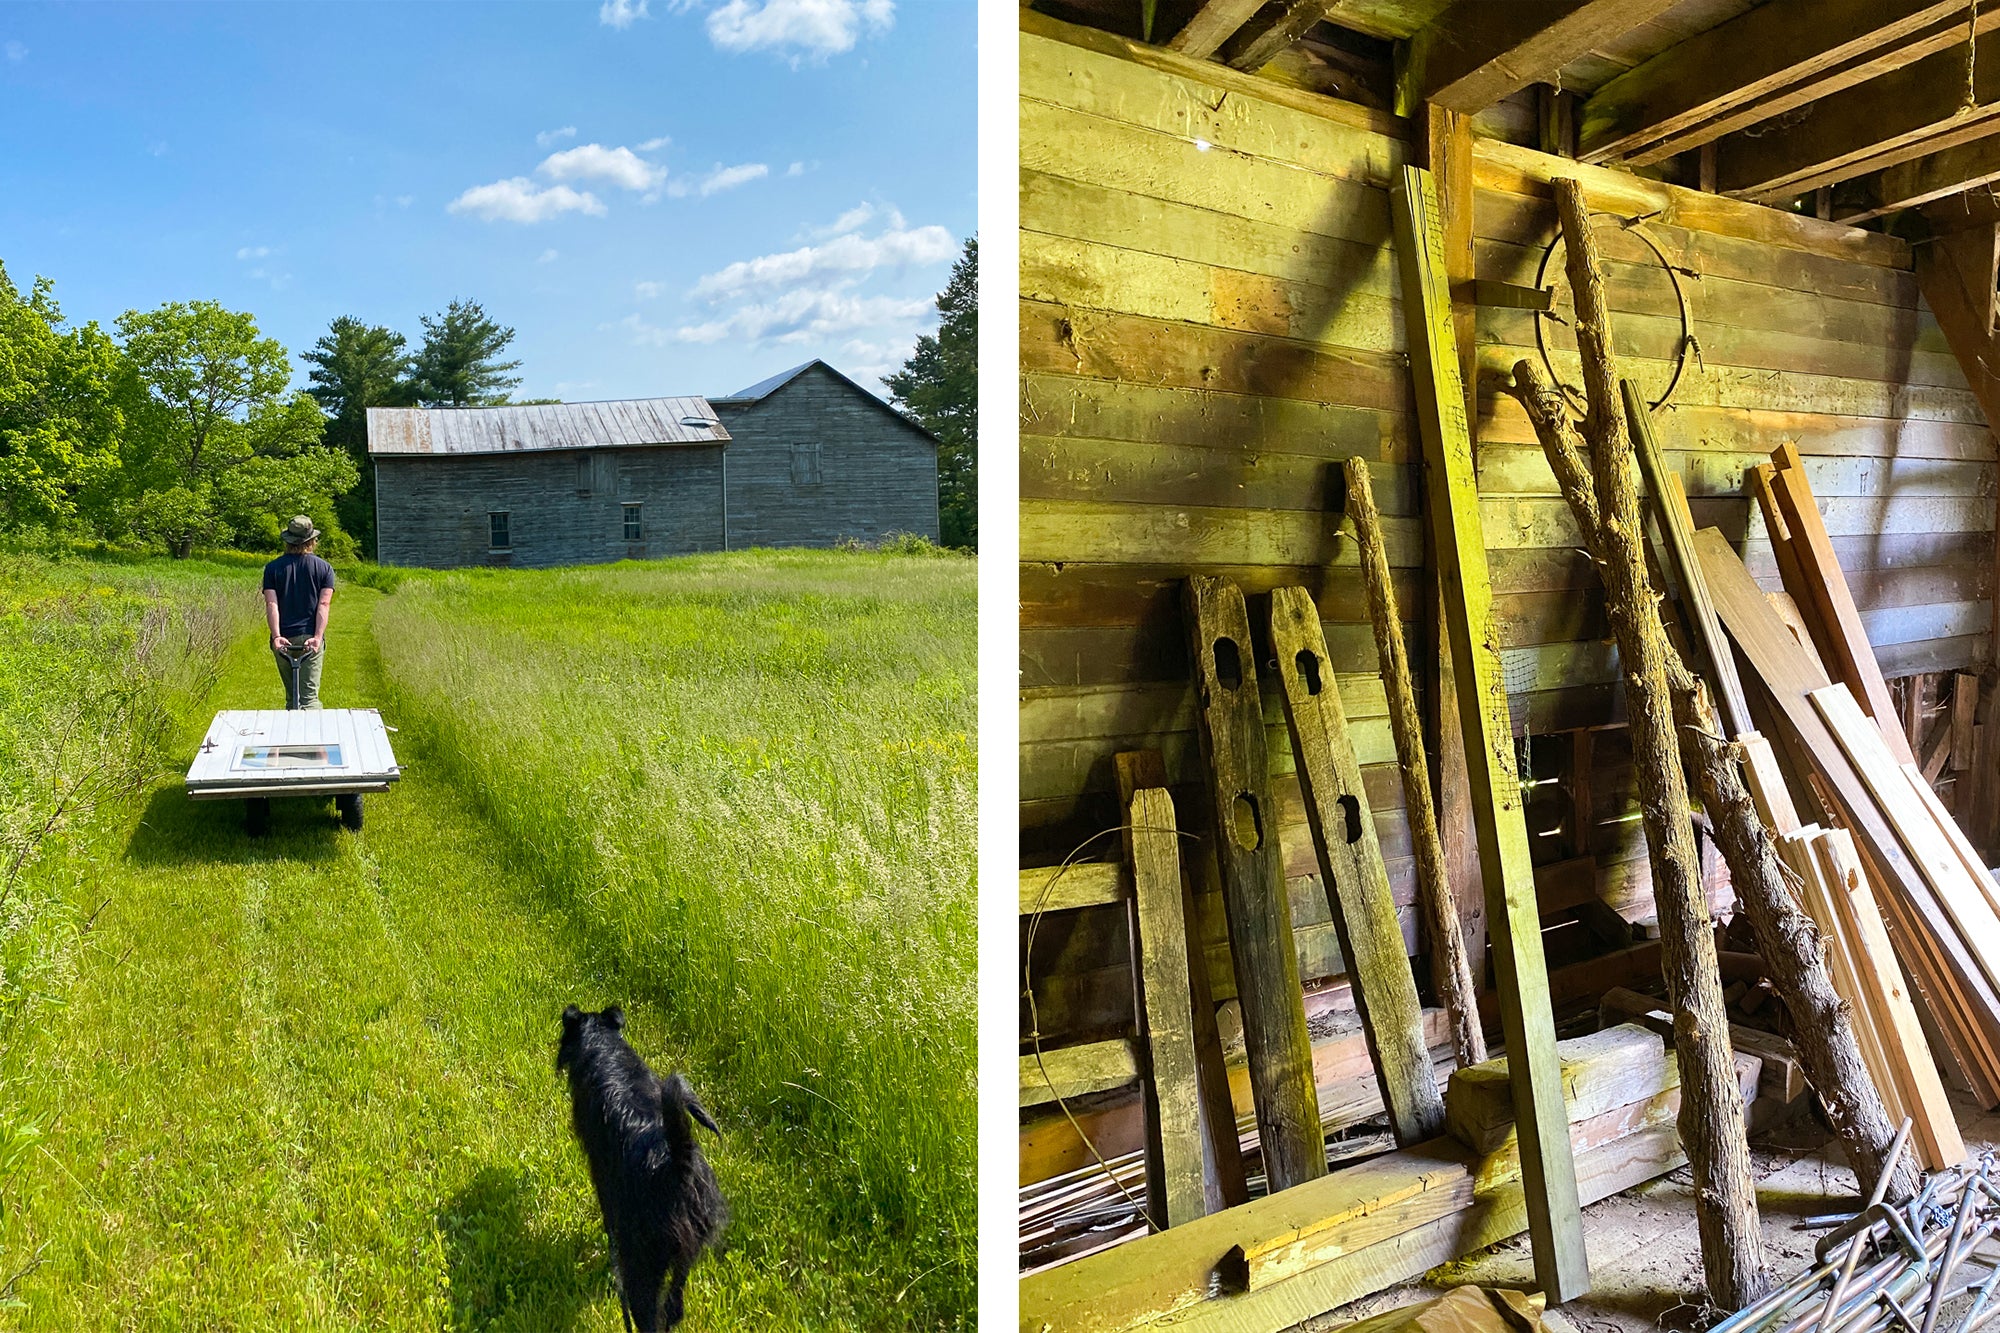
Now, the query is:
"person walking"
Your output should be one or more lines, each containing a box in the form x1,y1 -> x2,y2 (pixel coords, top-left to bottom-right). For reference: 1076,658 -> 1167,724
262,515 -> 337,709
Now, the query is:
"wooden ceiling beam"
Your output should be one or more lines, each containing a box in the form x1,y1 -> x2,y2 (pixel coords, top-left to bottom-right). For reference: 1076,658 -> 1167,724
1842,130 -> 2000,225
1715,30 -> 2000,202
1223,0 -> 1339,73
1163,0 -> 1266,60
1398,0 -> 1683,116
1577,0 -> 1970,166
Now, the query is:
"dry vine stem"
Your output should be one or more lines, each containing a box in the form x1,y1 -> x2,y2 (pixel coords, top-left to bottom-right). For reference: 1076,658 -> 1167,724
1345,455 -> 1485,1068
1506,176 -> 1767,1308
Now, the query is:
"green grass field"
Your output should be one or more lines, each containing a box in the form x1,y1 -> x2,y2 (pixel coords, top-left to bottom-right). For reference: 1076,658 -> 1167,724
0,547 -> 975,1330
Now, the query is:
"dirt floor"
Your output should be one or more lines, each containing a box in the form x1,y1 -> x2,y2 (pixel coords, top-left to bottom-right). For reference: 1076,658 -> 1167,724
1304,1095 -> 2000,1333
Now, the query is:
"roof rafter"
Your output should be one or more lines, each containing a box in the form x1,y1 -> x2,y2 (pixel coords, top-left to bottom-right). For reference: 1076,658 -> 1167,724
1843,130 -> 2000,225
1398,0 -> 1684,116
1163,0 -> 1266,60
1577,0 -> 1972,166
1715,29 -> 2000,202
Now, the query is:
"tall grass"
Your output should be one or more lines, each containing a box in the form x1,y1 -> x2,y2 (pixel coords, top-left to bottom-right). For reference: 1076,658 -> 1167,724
372,549 -> 976,1324
0,554 -> 244,1300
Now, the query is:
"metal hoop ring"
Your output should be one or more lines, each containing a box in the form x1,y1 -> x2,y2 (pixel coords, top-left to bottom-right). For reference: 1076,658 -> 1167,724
1533,212 -> 1696,416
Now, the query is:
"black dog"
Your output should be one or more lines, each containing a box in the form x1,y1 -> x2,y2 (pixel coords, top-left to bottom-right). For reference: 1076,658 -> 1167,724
557,1005 -> 727,1332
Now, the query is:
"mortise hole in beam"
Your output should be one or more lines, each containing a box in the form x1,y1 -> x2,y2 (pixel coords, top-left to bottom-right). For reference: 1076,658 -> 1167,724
1231,793 -> 1263,851
1213,636 -> 1243,690
1338,793 -> 1362,846
1295,648 -> 1323,696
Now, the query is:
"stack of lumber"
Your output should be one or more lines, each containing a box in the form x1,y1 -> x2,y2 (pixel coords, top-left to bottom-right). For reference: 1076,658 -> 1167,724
1018,1025 -> 1759,1333
1693,447 -> 1992,1157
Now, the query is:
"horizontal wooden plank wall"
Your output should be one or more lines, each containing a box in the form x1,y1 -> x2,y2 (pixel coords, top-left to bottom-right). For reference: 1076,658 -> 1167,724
1018,14 -> 1998,1054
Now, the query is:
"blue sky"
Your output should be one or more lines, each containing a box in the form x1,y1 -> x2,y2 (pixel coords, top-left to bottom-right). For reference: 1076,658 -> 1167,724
0,0 -> 974,400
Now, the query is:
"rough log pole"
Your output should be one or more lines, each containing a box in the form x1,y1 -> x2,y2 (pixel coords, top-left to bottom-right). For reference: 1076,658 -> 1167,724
1345,456 -> 1486,1068
1508,177 -> 1766,1308
1548,442 -> 1918,1203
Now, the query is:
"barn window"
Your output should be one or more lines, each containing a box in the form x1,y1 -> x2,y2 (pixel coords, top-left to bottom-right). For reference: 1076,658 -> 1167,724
791,441 -> 823,486
489,511 -> 511,550
576,454 -> 593,497
623,503 -> 643,541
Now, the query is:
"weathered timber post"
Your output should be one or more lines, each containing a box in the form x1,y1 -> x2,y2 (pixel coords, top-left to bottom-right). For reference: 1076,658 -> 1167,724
1268,585 -> 1447,1145
1506,176 -> 1766,1308
1182,575 -> 1326,1194
1345,456 -> 1486,1069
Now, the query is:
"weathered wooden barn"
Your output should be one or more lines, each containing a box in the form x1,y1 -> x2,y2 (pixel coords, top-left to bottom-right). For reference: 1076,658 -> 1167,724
1020,3 -> 2000,1329
369,359 -> 939,568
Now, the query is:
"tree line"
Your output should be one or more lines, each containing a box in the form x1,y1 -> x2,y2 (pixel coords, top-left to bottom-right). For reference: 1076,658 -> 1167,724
0,236 -> 976,560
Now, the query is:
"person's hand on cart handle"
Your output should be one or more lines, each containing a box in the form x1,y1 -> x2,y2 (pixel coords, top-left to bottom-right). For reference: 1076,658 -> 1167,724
303,634 -> 323,653
272,634 -> 291,651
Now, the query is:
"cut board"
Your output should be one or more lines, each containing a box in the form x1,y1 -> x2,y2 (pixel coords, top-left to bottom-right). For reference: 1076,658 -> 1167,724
185,709 -> 401,798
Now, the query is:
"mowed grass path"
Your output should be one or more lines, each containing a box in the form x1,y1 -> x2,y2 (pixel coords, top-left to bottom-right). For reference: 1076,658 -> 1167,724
8,585 -> 886,1330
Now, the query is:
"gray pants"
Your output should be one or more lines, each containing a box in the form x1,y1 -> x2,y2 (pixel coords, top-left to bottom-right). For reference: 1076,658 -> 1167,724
273,643 -> 324,709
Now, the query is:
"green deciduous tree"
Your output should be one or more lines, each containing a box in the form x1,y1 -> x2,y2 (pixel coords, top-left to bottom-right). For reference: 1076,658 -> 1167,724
407,299 -> 522,407
885,236 -> 976,550
0,263 -> 125,533
114,301 -> 355,558
304,316 -> 412,557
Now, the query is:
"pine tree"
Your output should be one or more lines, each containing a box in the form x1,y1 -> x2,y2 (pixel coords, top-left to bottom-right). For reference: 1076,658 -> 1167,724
407,299 -> 523,407
885,236 -> 976,549
304,316 -> 410,556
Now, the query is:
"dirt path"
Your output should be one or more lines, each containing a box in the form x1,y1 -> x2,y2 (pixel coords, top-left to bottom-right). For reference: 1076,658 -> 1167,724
8,589 -> 749,1331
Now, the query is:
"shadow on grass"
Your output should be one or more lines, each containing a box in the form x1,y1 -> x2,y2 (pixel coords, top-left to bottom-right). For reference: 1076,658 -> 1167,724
124,784 -> 351,868
440,1165 -> 604,1332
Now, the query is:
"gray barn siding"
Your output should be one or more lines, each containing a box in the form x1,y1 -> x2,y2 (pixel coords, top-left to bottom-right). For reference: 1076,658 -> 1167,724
375,446 -> 724,569
713,365 -> 939,548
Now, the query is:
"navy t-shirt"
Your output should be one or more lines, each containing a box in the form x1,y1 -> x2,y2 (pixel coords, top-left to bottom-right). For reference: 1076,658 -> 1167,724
262,553 -> 337,641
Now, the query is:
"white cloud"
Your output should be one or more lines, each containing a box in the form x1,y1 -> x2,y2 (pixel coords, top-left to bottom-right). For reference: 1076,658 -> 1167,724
690,219 -> 953,299
4,40 -> 25,63
396,194 -> 414,208
600,0 -> 650,28
705,0 -> 893,59
537,125 -> 578,148
665,161 -> 769,198
668,287 -> 931,344
538,142 -> 667,194
637,135 -> 673,152
810,202 -> 874,238
235,245 -> 271,260
538,248 -> 560,263
786,161 -> 804,177
448,177 -> 606,223
634,280 -> 665,299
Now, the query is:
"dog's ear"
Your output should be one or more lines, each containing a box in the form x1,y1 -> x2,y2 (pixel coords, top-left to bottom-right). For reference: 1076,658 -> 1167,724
562,1004 -> 582,1028
603,1005 -> 625,1031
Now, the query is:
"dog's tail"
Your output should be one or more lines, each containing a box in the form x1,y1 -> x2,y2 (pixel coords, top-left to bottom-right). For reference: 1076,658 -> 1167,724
659,1072 -> 719,1145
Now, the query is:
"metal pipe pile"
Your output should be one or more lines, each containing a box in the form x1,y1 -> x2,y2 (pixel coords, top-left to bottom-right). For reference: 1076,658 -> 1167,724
1715,1126 -> 2000,1333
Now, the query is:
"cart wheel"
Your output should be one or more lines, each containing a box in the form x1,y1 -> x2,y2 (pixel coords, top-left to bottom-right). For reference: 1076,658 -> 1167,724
337,792 -> 364,831
245,797 -> 271,838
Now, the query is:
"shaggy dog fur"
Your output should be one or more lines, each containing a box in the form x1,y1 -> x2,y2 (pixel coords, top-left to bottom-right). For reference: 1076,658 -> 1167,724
557,1005 -> 727,1332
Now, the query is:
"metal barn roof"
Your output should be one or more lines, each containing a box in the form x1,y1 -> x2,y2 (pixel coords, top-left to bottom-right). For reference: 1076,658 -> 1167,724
716,360 -> 818,402
366,397 -> 730,457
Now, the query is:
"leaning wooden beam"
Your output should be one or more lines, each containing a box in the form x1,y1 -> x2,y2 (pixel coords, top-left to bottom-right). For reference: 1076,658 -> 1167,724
1127,784 -> 1210,1228
1392,162 -> 1587,1303
1508,176 -> 1765,1308
1768,447 -> 1913,762
1698,525 -> 2000,1117
1269,586 -> 1446,1147
1397,0 -> 1684,116
1577,0 -> 1976,165
1914,221 -> 2000,428
1346,456 -> 1485,1071
1182,575 -> 1325,1195
1625,380 -> 1750,737
1714,30 -> 2000,200
1814,827 -> 1965,1169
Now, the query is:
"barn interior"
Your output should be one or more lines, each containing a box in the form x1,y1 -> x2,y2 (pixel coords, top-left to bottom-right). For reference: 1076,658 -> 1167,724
1017,3 -> 2000,1330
